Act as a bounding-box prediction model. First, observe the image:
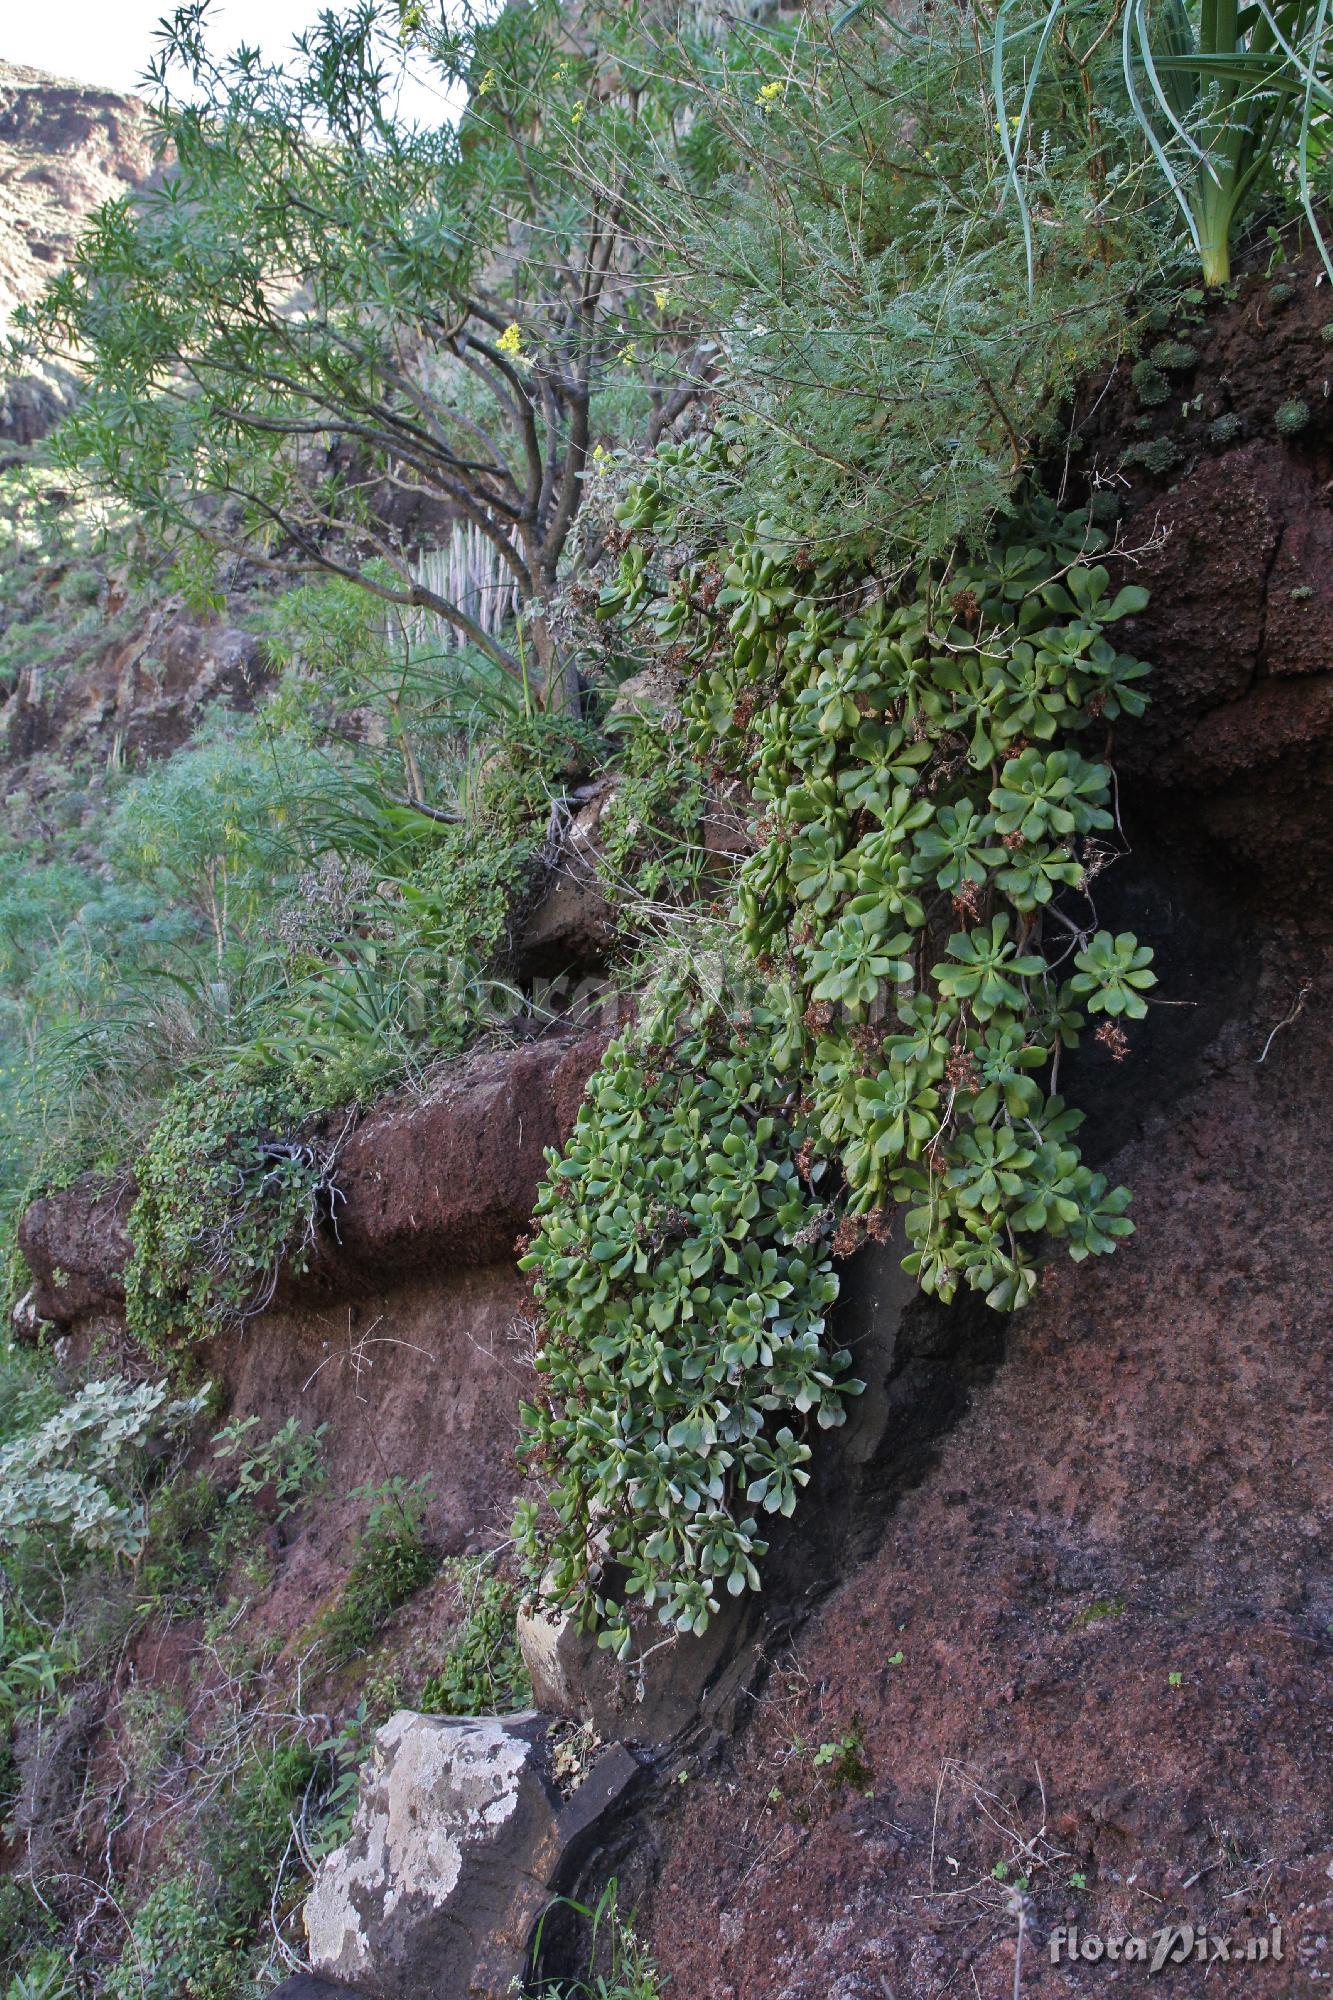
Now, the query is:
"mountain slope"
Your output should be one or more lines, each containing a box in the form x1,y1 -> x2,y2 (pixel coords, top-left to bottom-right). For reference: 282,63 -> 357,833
0,59 -> 156,441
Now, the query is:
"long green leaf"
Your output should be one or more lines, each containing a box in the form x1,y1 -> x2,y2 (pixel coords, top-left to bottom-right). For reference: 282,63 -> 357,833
993,0 -> 1067,299
1122,0 -> 1206,256
1155,49 -> 1333,107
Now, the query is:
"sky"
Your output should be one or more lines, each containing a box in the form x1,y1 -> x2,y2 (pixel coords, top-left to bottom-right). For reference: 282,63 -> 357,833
3,0 -> 457,126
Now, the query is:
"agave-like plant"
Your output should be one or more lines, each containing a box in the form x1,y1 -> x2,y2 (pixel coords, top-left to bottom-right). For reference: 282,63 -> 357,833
995,0 -> 1333,286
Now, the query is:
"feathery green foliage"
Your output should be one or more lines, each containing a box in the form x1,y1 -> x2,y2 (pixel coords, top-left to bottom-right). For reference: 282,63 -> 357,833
616,2 -> 1163,562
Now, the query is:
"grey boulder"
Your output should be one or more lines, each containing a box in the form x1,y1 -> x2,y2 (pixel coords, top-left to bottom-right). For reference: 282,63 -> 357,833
303,1709 -> 642,2000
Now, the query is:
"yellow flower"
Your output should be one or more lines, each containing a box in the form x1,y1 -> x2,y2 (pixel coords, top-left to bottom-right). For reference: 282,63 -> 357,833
477,67 -> 496,96
497,322 -> 524,357
756,78 -> 784,110
654,286 -> 671,312
618,340 -> 637,365
570,102 -> 584,127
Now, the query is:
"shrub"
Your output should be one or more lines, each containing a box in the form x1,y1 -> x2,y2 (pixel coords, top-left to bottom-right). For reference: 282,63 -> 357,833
636,4 -> 1160,562
321,1479 -> 438,1666
4,1952 -> 75,2000
212,1414 -> 327,1522
0,1883 -> 55,1988
124,1078 -> 330,1358
518,965 -> 851,1655
420,1563 -> 532,1717
204,1739 -> 321,1945
104,724 -> 336,958
523,468 -> 1156,1643
104,1732 -> 329,1999
596,712 -> 711,911
0,1375 -> 209,1563
136,1470 -> 227,1617
104,1877 -> 243,2000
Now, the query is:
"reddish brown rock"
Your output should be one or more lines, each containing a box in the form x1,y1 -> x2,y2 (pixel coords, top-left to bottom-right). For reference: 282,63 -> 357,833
1074,248 -> 1333,923
297,1031 -> 607,1295
18,1030 -> 606,1329
16,1174 -> 133,1325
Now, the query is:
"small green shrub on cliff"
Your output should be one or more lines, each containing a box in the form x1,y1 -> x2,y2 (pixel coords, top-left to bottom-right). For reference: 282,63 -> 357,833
206,1738 -> 322,1945
0,1882 -> 56,1989
603,456 -> 1154,1305
321,1478 -> 438,1666
105,723 -> 333,961
212,1414 -> 327,1521
521,448 -> 1156,1643
104,1879 -> 240,2000
420,1560 -> 532,1716
0,1375 -> 209,1565
136,1470 -> 229,1617
124,1078 -> 329,1358
4,1952 -> 74,2000
629,1 -> 1162,561
103,1730 -> 334,1999
596,712 -> 710,911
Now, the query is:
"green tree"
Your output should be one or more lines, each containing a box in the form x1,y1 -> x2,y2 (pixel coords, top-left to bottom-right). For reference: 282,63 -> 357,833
22,0 -> 702,706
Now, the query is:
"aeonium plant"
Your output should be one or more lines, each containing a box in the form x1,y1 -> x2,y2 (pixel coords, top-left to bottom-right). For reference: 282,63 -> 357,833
521,454 -> 1159,1649
516,959 -> 856,1657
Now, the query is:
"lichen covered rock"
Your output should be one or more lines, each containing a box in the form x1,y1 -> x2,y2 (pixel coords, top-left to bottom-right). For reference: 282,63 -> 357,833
304,1709 -> 642,2000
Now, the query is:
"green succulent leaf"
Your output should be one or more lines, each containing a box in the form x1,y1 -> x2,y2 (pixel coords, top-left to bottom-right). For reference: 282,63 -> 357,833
1069,931 -> 1157,1018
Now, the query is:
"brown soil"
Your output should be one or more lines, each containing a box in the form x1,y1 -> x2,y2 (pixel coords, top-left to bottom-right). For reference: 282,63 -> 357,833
1076,246 -> 1333,925
643,976 -> 1332,1997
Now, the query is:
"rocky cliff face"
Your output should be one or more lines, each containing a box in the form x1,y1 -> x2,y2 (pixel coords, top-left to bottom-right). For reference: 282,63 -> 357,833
11,243 -> 1333,1998
19,1032 -> 607,1576
0,65 -> 274,797
0,60 -> 157,442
